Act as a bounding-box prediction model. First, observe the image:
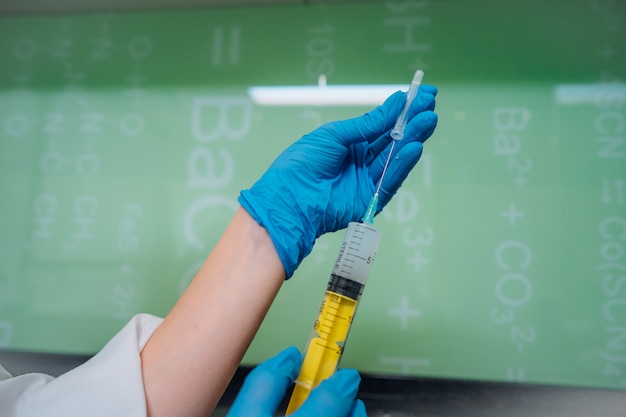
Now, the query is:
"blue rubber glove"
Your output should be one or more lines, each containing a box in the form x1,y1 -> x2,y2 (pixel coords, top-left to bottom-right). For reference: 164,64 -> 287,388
239,86 -> 438,277
226,346 -> 367,417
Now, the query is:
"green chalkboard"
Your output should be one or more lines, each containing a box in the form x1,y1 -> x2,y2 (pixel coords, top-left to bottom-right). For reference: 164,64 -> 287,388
1,0 -> 625,390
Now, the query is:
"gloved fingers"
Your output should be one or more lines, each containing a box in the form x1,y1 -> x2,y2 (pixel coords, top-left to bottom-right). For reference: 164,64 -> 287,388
419,83 -> 438,97
367,138 -> 396,190
407,91 -> 437,127
226,346 -> 302,417
322,90 -> 407,147
365,134 -> 393,166
366,85 -> 436,167
314,86 -> 434,154
349,399 -> 368,417
368,108 -> 434,186
376,141 -> 423,210
361,86 -> 435,146
293,369 -> 361,417
401,109 -> 438,146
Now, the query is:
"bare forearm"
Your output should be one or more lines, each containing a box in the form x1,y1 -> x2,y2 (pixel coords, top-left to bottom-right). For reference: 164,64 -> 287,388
140,207 -> 285,417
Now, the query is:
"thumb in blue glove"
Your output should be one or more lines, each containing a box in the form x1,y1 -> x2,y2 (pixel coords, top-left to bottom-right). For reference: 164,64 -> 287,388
226,346 -> 367,417
239,86 -> 438,278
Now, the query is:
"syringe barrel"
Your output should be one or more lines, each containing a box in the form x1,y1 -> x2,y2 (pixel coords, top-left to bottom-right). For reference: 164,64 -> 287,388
331,221 -> 382,286
286,222 -> 382,415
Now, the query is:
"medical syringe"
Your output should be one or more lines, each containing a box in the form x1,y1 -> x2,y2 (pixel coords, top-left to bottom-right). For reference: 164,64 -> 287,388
285,70 -> 423,414
285,221 -> 382,414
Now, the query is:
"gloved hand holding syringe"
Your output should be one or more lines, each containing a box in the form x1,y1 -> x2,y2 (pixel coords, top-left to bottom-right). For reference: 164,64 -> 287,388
285,69 -> 426,414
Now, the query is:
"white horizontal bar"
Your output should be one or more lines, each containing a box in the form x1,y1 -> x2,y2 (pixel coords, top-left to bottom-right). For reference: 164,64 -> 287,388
247,84 -> 408,106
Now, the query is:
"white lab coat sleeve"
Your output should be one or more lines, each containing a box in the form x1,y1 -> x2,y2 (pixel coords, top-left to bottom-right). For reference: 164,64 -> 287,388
0,313 -> 163,417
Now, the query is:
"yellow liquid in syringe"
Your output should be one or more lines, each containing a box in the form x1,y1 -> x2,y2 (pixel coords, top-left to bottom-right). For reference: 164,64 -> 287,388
286,221 -> 382,414
286,289 -> 358,414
